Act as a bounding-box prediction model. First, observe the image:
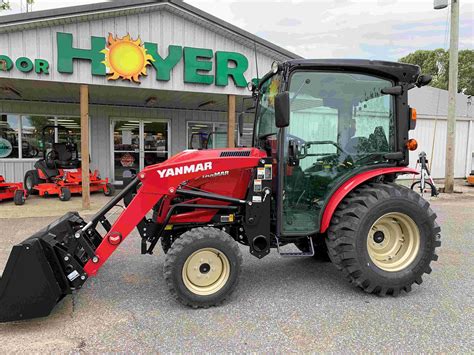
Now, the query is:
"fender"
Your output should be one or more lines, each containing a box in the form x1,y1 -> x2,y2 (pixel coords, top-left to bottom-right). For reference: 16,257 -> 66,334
320,167 -> 418,233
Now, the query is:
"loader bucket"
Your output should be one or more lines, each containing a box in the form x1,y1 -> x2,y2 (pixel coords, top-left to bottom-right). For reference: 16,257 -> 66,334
0,239 -> 65,322
0,212 -> 97,322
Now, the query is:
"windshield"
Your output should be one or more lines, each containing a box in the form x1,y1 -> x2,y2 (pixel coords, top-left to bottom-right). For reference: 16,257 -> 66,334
254,73 -> 282,142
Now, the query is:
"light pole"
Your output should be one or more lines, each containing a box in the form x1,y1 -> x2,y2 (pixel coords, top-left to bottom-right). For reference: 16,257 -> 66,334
435,0 -> 459,193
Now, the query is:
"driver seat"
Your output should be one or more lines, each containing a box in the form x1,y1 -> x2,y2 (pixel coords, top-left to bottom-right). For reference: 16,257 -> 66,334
52,142 -> 80,169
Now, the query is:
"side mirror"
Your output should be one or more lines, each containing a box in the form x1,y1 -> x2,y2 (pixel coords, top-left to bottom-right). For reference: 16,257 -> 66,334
238,112 -> 244,137
416,74 -> 432,88
275,91 -> 290,128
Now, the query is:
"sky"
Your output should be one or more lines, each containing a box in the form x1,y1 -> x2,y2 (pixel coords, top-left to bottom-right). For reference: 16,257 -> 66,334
3,0 -> 473,60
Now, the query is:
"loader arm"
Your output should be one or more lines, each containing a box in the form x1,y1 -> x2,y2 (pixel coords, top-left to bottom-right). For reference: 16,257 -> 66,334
0,148 -> 265,322
84,153 -> 264,275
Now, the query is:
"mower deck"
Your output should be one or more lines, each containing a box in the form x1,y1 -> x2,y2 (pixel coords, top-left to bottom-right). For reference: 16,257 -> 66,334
35,179 -> 110,197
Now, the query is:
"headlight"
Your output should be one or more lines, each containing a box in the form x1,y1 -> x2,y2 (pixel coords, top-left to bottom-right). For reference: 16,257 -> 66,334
271,61 -> 281,74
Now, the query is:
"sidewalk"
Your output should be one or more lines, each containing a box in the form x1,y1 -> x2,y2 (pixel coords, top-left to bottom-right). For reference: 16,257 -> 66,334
0,194 -> 113,219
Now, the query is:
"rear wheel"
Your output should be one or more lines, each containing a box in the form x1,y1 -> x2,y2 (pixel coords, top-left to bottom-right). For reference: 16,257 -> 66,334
24,170 -> 40,195
59,187 -> 71,201
326,182 -> 441,296
13,190 -> 25,205
164,227 -> 242,308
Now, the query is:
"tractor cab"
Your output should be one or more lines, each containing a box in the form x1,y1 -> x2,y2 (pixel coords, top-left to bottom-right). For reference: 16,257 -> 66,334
252,60 -> 427,236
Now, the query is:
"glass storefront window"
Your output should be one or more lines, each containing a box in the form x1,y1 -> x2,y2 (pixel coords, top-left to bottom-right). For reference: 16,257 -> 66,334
21,116 -> 55,158
187,122 -> 228,149
0,114 -> 20,158
0,115 -> 81,160
56,117 -> 82,157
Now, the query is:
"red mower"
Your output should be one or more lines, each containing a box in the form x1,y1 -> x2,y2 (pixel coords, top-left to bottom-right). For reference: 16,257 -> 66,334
0,175 -> 26,205
23,125 -> 114,201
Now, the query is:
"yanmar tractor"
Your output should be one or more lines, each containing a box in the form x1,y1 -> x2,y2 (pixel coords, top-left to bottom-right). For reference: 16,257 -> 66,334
0,60 -> 441,322
23,125 -> 114,201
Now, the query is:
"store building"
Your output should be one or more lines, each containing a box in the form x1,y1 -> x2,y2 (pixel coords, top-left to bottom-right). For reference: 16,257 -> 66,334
0,0 -> 472,187
0,0 -> 297,185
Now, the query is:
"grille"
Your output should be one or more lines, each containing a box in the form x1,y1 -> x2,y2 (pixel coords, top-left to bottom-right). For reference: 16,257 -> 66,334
220,151 -> 251,157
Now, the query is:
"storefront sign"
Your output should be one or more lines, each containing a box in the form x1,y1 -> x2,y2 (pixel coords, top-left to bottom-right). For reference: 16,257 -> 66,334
0,138 -> 13,158
0,55 -> 49,74
56,32 -> 249,87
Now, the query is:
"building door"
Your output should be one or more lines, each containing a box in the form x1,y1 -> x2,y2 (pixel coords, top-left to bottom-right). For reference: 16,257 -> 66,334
111,119 -> 169,184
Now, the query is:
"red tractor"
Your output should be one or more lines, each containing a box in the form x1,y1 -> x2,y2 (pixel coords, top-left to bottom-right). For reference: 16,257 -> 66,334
23,125 -> 114,201
0,175 -> 26,205
0,59 -> 441,322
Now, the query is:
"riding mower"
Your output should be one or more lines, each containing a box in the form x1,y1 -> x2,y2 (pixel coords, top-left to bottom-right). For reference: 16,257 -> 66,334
0,59 -> 441,322
468,171 -> 474,185
0,175 -> 26,205
23,125 -> 114,201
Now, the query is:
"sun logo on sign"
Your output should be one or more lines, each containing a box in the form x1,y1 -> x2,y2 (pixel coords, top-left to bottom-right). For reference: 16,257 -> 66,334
101,33 -> 155,83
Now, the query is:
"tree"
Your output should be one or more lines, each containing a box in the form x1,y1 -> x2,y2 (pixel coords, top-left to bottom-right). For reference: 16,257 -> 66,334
399,49 -> 474,96
1,0 -> 10,11
1,1 -> 34,12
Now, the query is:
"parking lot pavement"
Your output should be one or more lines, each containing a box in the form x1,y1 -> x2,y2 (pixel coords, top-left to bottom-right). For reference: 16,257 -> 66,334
0,195 -> 473,352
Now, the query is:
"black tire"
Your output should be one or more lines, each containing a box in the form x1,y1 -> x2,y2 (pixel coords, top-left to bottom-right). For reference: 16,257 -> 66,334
326,182 -> 441,296
161,237 -> 172,254
410,180 -> 438,197
13,190 -> 25,205
104,183 -> 115,196
59,187 -> 71,201
24,170 -> 40,195
164,227 -> 242,308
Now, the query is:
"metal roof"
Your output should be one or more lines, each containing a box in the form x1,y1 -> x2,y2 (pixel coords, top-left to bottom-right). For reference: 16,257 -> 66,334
0,0 -> 300,60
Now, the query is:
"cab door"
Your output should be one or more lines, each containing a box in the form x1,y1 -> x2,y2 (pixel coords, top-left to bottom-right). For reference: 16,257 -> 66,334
280,71 -> 395,236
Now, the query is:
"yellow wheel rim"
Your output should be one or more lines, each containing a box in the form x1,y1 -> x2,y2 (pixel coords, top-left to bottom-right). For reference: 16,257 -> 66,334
367,212 -> 420,272
182,248 -> 230,296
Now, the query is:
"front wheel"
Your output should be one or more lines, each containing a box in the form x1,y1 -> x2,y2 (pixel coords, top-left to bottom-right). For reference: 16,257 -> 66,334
164,227 -> 242,308
59,187 -> 71,201
14,190 -> 25,205
326,182 -> 441,296
103,183 -> 115,196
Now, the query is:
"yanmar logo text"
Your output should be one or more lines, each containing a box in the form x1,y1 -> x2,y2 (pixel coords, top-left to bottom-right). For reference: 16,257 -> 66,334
157,162 -> 213,178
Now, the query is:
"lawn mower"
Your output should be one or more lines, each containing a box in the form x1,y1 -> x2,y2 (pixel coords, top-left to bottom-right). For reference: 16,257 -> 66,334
468,171 -> 474,185
23,125 -> 114,201
0,175 -> 26,205
0,59 -> 441,322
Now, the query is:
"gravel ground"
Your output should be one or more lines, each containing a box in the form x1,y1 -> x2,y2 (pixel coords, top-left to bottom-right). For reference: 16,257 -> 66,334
0,192 -> 473,352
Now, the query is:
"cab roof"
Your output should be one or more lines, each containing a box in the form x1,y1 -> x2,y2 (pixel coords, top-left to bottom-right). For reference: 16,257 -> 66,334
285,59 -> 421,84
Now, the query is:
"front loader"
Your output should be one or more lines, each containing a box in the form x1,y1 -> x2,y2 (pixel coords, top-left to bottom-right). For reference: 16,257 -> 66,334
0,59 -> 441,322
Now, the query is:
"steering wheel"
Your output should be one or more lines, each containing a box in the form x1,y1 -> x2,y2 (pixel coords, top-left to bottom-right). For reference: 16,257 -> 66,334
45,150 -> 58,169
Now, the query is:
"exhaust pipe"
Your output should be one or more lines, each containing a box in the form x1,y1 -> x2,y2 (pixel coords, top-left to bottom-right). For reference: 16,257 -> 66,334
0,212 -> 100,322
